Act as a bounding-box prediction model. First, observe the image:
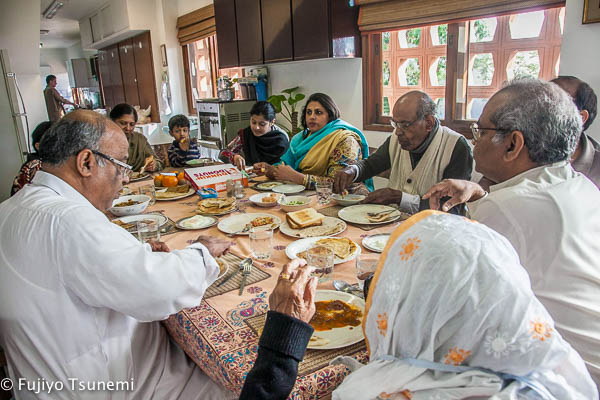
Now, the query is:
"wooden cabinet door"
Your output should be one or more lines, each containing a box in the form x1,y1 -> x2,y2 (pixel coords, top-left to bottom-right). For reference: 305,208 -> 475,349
107,44 -> 125,105
214,0 -> 239,68
79,18 -> 93,49
132,32 -> 159,123
235,0 -> 263,66
90,12 -> 103,42
261,0 -> 293,63
292,0 -> 330,60
118,39 -> 140,106
97,49 -> 113,108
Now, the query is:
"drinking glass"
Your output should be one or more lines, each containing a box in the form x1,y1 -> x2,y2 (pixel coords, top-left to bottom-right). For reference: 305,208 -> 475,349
250,226 -> 273,259
355,254 -> 379,290
137,220 -> 160,244
138,184 -> 156,206
315,181 -> 333,205
307,245 -> 335,282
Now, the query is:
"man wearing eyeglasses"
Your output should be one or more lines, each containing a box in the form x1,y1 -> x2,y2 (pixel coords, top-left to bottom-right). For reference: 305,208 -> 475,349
0,110 -> 236,398
333,91 -> 473,214
424,79 -> 600,384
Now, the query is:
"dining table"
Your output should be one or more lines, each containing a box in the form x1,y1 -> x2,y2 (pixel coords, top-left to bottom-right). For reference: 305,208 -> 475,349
125,173 -> 405,399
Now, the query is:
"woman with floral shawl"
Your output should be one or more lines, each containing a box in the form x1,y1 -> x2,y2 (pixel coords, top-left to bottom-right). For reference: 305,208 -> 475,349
331,210 -> 597,400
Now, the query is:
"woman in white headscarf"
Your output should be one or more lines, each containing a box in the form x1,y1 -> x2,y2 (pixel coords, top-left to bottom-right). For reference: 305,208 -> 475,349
332,210 -> 597,400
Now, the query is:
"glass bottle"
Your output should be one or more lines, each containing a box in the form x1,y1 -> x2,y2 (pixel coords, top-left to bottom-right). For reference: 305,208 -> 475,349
234,181 -> 244,199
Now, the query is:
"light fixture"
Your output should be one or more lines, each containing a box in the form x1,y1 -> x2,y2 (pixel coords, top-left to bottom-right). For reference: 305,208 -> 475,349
40,29 -> 50,35
42,1 -> 64,19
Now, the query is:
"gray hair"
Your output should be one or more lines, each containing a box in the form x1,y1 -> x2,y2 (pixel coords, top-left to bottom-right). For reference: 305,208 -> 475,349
416,93 -> 437,120
38,117 -> 106,166
490,78 -> 582,164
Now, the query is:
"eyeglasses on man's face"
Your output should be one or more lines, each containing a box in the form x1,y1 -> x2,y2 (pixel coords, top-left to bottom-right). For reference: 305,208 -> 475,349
91,150 -> 133,178
390,118 -> 419,131
470,122 -> 507,142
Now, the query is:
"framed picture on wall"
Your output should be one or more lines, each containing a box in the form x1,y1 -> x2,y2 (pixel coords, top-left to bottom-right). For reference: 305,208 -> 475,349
160,44 -> 168,67
583,0 -> 600,23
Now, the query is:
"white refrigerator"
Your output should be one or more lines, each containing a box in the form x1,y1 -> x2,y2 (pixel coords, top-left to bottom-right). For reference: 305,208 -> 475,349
0,49 -> 28,202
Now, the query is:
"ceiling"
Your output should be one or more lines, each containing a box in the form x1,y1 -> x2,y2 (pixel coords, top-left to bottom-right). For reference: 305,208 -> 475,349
40,0 -> 101,48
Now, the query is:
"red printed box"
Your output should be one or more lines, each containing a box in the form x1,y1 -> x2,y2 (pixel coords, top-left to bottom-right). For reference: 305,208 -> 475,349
184,164 -> 247,192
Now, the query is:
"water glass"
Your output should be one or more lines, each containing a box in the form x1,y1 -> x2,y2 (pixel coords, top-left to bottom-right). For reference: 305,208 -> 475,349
138,184 -> 156,206
355,254 -> 379,290
315,181 -> 333,205
137,220 -> 160,244
250,226 -> 273,259
307,245 -> 335,282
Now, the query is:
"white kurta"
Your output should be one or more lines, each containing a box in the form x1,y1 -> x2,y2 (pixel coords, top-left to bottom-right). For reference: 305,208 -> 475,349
469,161 -> 600,384
0,172 -> 230,399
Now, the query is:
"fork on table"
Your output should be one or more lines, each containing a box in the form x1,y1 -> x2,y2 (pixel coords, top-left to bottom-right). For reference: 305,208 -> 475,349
238,261 -> 253,295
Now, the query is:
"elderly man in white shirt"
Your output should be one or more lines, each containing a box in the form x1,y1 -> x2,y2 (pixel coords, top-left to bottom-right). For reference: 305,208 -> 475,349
424,78 -> 600,385
0,111 -> 234,399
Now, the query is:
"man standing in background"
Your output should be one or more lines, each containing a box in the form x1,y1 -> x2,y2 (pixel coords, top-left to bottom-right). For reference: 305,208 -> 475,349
43,74 -> 76,122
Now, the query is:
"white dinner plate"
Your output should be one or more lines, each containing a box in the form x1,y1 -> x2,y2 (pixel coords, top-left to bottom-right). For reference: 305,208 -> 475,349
308,290 -> 365,350
129,172 -> 151,182
279,216 -> 347,238
155,187 -> 197,201
217,213 -> 282,235
272,184 -> 305,194
338,204 -> 401,225
175,215 -> 218,230
362,233 -> 391,253
248,192 -> 282,207
216,260 -> 229,280
286,236 -> 361,264
111,213 -> 168,233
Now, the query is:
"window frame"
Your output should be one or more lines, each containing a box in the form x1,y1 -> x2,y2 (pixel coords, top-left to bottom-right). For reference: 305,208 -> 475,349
362,7 -> 564,137
182,35 -> 219,116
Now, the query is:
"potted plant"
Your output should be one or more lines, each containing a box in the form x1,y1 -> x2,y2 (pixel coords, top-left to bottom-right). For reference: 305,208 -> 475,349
267,87 -> 305,136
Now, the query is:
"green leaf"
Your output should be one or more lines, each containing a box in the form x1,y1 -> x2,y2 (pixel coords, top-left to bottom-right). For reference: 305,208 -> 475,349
267,95 -> 284,113
292,94 -> 305,102
281,86 -> 299,95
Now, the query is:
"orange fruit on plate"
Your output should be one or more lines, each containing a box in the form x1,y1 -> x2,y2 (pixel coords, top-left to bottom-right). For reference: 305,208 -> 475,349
154,175 -> 163,187
177,171 -> 185,181
162,175 -> 178,187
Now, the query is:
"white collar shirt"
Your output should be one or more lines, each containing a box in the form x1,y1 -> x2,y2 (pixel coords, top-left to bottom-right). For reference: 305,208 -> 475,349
468,161 -> 600,384
0,171 -> 228,399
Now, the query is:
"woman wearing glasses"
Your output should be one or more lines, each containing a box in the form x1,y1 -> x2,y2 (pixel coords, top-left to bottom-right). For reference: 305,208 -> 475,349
253,93 -> 373,193
109,104 -> 163,173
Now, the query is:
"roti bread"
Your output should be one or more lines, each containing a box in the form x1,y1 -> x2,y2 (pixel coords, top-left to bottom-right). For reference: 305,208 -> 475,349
197,197 -> 236,214
297,238 -> 357,260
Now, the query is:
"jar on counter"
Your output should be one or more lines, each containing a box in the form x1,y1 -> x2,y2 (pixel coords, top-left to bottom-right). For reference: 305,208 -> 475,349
234,181 -> 244,199
226,179 -> 234,198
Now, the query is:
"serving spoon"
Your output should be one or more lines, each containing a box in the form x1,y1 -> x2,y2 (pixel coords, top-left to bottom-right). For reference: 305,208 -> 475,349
333,280 -> 364,298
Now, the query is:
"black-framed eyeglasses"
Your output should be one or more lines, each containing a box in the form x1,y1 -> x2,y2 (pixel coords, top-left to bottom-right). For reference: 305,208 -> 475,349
390,118 -> 418,131
91,150 -> 133,178
470,122 -> 506,142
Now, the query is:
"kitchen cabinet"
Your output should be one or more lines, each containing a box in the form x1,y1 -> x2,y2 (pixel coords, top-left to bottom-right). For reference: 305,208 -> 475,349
235,0 -> 263,66
101,5 -> 114,37
68,58 -> 90,88
214,0 -> 239,68
107,44 -> 126,105
132,32 -> 159,123
261,0 -> 293,63
111,0 -> 129,33
97,49 -> 113,107
292,0 -> 330,60
90,12 -> 103,42
79,18 -> 93,49
118,39 -> 140,106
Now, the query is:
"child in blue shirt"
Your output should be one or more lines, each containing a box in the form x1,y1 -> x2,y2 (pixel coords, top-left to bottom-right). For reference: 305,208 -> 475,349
167,114 -> 201,167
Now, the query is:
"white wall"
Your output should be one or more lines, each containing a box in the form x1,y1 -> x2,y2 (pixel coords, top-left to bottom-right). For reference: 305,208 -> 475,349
0,0 -> 46,130
560,0 -> 600,141
40,48 -> 71,99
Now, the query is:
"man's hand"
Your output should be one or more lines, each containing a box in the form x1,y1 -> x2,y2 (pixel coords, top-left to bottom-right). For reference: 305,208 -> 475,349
233,155 -> 246,171
271,165 -> 304,185
423,179 -> 487,212
333,167 -> 357,194
195,236 -> 235,257
148,240 -> 170,252
361,188 -> 403,205
146,160 -> 157,172
269,259 -> 318,323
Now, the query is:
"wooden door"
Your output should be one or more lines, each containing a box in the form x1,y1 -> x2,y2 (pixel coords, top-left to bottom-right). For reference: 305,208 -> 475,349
261,0 -> 293,63
97,49 -> 113,108
107,44 -> 126,106
214,0 -> 239,68
132,31 -> 159,123
235,0 -> 263,66
292,0 -> 330,60
118,38 -> 140,106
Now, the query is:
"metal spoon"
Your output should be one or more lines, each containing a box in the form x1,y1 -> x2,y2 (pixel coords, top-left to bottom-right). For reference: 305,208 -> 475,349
333,280 -> 364,298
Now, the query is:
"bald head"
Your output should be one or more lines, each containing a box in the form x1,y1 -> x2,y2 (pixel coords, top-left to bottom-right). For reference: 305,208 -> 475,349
393,91 -> 437,121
